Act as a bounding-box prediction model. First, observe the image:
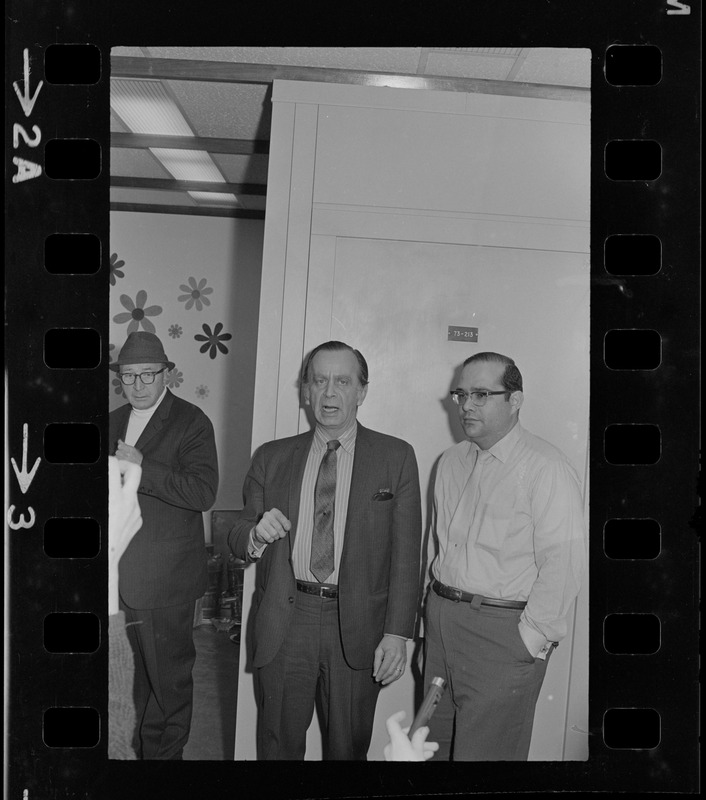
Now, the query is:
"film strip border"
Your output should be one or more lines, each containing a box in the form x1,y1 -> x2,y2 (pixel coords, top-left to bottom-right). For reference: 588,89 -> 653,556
6,38 -> 111,794
5,7 -> 700,799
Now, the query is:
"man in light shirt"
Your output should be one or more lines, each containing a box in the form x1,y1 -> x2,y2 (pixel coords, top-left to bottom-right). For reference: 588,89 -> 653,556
109,331 -> 219,759
228,341 -> 422,759
424,351 -> 586,760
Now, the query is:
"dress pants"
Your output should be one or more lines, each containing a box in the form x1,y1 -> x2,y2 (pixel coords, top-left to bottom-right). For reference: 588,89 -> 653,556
121,598 -> 197,760
256,590 -> 381,760
424,589 -> 551,761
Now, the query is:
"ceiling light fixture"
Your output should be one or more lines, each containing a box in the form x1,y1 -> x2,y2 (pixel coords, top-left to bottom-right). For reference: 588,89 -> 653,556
111,78 -> 236,206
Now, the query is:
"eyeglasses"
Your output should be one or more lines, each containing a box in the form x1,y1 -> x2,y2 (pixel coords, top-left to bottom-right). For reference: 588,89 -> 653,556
450,389 -> 508,407
119,367 -> 167,386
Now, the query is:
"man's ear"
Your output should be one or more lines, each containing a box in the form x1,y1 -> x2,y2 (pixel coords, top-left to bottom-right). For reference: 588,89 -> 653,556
510,391 -> 524,414
357,383 -> 369,407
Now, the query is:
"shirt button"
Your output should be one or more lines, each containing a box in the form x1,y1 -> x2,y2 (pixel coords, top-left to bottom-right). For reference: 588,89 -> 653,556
288,597 -> 294,604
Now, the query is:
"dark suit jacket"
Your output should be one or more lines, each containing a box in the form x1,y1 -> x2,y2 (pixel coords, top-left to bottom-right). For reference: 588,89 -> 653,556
109,390 -> 219,609
229,423 -> 422,670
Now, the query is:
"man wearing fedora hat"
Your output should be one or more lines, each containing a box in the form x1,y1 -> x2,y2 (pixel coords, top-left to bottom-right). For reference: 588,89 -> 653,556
109,331 -> 219,759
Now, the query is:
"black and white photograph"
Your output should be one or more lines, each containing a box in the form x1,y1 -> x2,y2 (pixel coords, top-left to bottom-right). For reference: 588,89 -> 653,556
5,3 -> 700,798
107,46 -> 590,762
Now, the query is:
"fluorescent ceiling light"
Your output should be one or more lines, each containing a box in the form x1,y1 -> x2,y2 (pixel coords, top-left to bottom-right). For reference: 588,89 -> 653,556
367,75 -> 425,89
111,79 -> 193,136
189,192 -> 239,205
151,148 -> 226,184
111,78 -> 236,204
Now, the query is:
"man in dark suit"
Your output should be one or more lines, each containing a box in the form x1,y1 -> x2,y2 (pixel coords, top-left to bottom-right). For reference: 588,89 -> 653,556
229,341 -> 422,760
109,331 -> 219,759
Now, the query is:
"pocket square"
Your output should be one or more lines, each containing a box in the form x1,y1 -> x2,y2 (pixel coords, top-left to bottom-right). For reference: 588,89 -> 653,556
373,489 -> 394,501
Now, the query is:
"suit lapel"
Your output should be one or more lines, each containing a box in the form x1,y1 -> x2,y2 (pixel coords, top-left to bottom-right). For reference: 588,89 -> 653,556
340,424 -> 374,565
347,424 -> 373,523
111,404 -> 132,450
135,390 -> 174,451
287,432 -> 313,554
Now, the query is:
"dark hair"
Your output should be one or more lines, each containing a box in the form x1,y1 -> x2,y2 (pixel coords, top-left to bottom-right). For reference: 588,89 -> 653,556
302,341 -> 369,385
462,351 -> 523,397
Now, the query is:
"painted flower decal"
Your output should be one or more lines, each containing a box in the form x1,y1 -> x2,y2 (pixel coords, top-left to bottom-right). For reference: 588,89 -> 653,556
168,324 -> 183,339
111,377 -> 124,395
178,277 -> 214,311
109,343 -> 116,363
195,384 -> 210,400
167,369 -> 184,390
195,322 -> 232,359
113,290 -> 163,334
109,253 -> 125,286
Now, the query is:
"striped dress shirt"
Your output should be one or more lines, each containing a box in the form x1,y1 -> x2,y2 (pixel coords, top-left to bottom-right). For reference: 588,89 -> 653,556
248,422 -> 356,585
291,423 -> 357,583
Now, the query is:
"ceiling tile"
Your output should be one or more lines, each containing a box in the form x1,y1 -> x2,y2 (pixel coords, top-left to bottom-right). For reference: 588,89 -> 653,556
167,80 -> 271,140
514,48 -> 591,88
145,46 -> 423,74
425,52 -> 517,80
110,147 -> 172,179
211,153 -> 269,185
111,46 -> 146,58
430,47 -> 523,57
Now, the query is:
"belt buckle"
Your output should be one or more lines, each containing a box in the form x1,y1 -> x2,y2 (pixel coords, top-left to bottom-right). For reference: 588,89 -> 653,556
450,586 -> 462,603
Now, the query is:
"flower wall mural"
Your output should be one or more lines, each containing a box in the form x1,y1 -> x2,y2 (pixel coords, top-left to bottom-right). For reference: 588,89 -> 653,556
166,370 -> 184,390
178,277 -> 213,311
109,212 -> 265,509
109,242 -> 240,417
109,253 -> 125,286
195,322 -> 233,359
113,290 -> 163,334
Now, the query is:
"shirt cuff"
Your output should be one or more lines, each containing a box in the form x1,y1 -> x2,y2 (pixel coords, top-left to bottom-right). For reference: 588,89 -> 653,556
383,632 -> 411,642
247,529 -> 268,560
518,618 -> 548,659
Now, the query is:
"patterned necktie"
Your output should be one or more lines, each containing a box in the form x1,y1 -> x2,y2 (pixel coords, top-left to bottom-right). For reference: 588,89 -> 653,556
310,439 -> 340,582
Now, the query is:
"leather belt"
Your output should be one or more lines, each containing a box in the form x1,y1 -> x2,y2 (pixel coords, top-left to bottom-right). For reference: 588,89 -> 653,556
296,580 -> 339,599
432,579 -> 526,609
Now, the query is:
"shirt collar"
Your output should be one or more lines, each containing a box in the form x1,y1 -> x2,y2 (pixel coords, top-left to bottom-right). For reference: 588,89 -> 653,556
313,420 -> 358,454
488,420 -> 522,463
465,420 -> 522,464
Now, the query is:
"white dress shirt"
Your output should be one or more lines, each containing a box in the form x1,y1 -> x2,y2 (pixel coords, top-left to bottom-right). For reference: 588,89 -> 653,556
430,422 -> 586,655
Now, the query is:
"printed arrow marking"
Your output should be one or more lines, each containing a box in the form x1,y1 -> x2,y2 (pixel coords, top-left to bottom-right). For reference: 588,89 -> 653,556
11,424 -> 41,494
13,49 -> 44,118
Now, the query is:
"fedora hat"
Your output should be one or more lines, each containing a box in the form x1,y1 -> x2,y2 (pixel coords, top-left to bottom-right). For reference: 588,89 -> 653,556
109,331 -> 175,372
